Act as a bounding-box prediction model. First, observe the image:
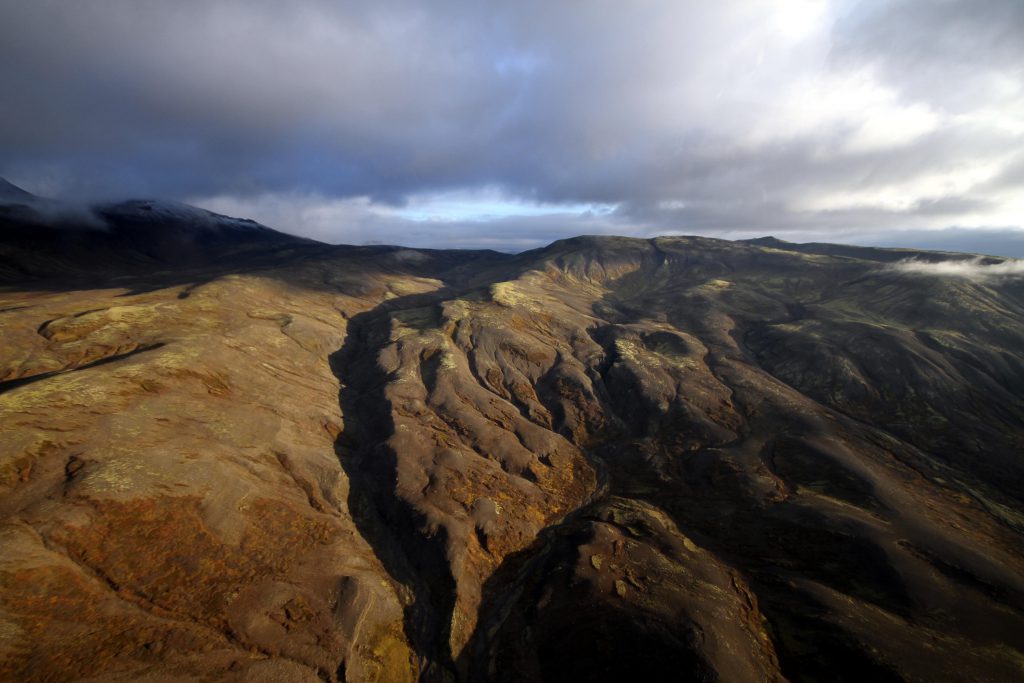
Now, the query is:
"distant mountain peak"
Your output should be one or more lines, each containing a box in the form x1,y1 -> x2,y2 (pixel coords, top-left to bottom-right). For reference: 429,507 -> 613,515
740,236 -> 789,247
0,178 -> 37,203
96,199 -> 265,232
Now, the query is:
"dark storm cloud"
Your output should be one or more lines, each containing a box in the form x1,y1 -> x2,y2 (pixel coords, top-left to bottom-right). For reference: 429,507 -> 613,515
0,0 -> 1021,250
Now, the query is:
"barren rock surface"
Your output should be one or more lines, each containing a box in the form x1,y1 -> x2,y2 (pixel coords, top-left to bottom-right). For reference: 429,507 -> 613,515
1,216 -> 1023,681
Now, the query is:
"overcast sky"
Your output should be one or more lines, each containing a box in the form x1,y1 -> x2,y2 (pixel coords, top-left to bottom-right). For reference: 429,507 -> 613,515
1,0 -> 1022,252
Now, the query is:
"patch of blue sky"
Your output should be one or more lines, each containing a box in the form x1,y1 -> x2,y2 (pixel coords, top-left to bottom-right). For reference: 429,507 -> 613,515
393,190 -> 616,223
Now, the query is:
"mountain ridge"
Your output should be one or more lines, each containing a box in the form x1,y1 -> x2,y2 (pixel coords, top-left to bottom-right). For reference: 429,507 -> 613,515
4,178 -> 1020,265
1,194 -> 1023,682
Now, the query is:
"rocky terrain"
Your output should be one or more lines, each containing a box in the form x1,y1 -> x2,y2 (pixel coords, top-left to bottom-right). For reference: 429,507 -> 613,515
1,184 -> 1023,681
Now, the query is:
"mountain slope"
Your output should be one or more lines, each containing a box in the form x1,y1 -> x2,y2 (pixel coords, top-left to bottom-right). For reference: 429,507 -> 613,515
1,223 -> 1023,681
0,180 -> 314,282
0,179 -> 36,203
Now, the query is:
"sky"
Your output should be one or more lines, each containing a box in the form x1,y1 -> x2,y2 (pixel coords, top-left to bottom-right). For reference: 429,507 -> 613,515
1,0 -> 1022,253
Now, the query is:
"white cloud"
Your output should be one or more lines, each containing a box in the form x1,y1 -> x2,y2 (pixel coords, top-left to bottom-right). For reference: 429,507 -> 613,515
890,256 -> 1024,280
792,155 -> 1013,215
190,191 -> 626,250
